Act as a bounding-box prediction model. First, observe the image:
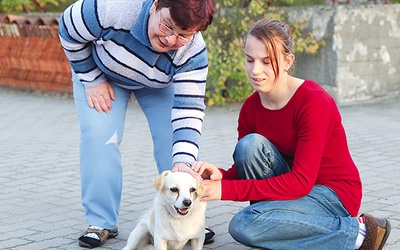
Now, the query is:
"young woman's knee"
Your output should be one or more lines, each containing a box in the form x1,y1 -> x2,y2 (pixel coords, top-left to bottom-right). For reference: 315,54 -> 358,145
233,133 -> 272,165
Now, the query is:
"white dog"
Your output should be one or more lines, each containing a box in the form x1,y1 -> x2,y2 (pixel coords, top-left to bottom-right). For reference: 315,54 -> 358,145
123,170 -> 207,250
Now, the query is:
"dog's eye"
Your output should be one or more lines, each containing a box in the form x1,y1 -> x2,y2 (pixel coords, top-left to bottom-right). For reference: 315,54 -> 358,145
190,187 -> 196,193
170,187 -> 179,193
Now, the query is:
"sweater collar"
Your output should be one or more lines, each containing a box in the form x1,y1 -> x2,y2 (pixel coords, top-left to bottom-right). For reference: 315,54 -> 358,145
130,0 -> 152,48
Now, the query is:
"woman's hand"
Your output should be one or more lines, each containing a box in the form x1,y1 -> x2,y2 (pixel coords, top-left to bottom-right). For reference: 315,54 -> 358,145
171,163 -> 202,182
191,161 -> 222,181
201,180 -> 222,201
86,81 -> 115,113
190,161 -> 223,201
173,161 -> 223,201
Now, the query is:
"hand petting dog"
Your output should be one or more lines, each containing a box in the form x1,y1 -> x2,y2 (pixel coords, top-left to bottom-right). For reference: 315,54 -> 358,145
173,161 -> 223,202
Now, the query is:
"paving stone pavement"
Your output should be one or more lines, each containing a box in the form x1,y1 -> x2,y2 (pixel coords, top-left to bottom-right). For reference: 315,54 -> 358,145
0,88 -> 399,250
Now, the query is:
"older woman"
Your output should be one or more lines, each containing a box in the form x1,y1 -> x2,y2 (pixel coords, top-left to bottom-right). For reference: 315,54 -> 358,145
59,0 -> 215,247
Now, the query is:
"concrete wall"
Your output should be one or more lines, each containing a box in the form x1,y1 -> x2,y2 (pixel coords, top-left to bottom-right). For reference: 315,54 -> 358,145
288,4 -> 400,104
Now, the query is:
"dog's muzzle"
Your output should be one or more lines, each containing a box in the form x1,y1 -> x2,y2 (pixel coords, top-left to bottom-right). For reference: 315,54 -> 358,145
175,199 -> 192,215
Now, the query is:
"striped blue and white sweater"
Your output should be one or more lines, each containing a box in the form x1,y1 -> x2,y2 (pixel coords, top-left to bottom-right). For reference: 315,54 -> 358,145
59,0 -> 208,164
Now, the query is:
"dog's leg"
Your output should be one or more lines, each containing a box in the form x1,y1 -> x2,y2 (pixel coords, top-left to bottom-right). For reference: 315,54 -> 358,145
153,237 -> 168,250
122,222 -> 150,250
190,234 -> 206,250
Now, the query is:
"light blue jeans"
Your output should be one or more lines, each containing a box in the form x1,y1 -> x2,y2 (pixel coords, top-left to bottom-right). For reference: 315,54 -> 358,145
228,134 -> 359,250
72,73 -> 174,229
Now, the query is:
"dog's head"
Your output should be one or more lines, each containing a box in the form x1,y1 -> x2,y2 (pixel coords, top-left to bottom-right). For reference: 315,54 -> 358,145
153,170 -> 205,217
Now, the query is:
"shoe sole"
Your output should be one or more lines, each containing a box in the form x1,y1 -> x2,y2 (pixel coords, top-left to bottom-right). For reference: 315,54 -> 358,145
204,235 -> 216,245
377,218 -> 391,250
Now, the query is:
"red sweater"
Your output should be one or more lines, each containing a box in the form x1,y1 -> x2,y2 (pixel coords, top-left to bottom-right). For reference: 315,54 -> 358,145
220,80 -> 362,216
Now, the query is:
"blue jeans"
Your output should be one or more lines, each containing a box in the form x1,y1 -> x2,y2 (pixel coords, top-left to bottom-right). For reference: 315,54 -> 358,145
228,134 -> 359,250
72,73 -> 174,229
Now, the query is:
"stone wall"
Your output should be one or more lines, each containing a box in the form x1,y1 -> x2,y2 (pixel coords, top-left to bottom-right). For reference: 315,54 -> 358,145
289,4 -> 400,104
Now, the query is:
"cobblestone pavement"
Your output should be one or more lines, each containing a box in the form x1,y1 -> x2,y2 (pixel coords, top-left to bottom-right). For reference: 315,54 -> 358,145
1,88 -> 399,249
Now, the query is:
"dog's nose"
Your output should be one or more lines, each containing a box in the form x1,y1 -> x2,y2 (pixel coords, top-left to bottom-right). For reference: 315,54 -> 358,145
183,198 -> 192,207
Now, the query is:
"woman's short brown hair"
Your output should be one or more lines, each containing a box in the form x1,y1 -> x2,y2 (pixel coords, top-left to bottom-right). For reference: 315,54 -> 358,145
156,0 -> 215,31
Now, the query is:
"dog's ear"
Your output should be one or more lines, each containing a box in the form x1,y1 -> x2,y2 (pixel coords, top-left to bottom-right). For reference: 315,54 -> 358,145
196,182 -> 206,198
153,170 -> 171,192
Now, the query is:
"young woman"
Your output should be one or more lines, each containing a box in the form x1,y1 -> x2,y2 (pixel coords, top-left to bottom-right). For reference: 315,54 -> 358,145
58,0 -> 215,247
192,18 -> 391,250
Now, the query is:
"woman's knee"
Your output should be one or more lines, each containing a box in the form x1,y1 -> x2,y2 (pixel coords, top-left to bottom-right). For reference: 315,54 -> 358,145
237,133 -> 267,149
233,134 -> 270,163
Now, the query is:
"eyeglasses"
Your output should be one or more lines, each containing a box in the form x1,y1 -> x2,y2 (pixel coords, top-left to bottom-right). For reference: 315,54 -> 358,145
158,11 -> 194,45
